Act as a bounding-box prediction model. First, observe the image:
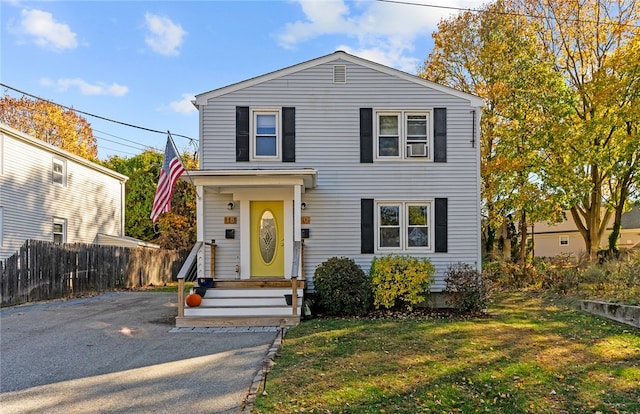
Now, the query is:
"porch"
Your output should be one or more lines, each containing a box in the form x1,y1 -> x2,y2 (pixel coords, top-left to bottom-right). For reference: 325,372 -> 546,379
175,241 -> 305,328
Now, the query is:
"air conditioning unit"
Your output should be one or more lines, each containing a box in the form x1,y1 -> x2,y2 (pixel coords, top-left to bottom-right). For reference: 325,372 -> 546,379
406,143 -> 428,157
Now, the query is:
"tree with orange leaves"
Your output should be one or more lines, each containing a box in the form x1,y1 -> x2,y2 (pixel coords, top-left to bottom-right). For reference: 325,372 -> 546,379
0,94 -> 98,160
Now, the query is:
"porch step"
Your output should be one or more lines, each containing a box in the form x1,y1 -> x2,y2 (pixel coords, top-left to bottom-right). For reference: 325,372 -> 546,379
184,305 -> 300,317
175,315 -> 300,328
179,282 -> 305,327
202,287 -> 302,299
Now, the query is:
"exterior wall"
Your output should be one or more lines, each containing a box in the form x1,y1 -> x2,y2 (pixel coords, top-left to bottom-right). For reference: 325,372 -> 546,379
532,209 -> 640,258
198,56 -> 482,291
0,125 -> 127,260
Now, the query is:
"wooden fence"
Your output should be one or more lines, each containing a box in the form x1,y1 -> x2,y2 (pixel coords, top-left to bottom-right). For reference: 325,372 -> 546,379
0,240 -> 188,307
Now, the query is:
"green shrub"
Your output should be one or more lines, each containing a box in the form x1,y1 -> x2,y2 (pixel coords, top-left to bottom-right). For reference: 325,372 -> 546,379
313,257 -> 371,316
443,263 -> 492,313
369,255 -> 435,311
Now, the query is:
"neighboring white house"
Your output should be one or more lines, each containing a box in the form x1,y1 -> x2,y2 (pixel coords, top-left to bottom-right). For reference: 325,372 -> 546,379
0,123 -> 129,261
187,51 -> 484,294
532,208 -> 640,259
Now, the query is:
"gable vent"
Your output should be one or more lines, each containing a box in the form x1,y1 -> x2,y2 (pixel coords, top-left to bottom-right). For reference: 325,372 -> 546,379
333,65 -> 346,83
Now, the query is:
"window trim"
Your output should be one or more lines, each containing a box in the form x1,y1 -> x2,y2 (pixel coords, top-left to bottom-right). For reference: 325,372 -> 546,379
375,110 -> 433,161
250,109 -> 282,161
375,200 -> 433,252
53,217 -> 66,243
52,157 -> 67,186
0,207 -> 3,248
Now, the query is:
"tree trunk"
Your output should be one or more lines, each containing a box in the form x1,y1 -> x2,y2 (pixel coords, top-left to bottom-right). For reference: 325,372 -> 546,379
518,210 -> 528,265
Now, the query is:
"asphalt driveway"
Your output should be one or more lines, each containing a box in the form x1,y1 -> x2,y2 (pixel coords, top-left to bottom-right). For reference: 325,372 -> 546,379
0,291 -> 278,413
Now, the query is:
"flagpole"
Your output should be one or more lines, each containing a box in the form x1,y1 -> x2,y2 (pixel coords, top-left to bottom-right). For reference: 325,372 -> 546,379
167,131 -> 201,200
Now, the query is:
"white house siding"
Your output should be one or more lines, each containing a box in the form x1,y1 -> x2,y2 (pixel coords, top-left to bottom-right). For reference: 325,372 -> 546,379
0,125 -> 127,261
198,56 -> 481,291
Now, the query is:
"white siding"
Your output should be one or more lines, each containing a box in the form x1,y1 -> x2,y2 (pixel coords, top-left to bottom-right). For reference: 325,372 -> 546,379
0,126 -> 127,260
198,57 -> 481,291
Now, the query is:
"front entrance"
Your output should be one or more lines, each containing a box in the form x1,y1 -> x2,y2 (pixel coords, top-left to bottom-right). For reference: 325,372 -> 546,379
250,201 -> 284,277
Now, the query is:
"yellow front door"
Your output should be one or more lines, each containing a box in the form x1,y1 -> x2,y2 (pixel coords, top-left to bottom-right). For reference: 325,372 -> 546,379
250,201 -> 284,277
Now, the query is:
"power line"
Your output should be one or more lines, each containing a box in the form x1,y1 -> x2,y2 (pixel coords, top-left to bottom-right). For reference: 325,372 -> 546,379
93,128 -> 161,152
0,83 -> 197,143
375,0 -> 640,28
97,145 -> 139,157
93,133 -> 159,152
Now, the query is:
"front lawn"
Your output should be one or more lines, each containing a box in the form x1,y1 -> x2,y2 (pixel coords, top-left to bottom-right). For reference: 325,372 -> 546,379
253,292 -> 640,413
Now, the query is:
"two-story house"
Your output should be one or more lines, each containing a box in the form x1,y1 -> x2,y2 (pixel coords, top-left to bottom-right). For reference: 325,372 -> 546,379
177,51 -> 483,327
0,123 -> 129,261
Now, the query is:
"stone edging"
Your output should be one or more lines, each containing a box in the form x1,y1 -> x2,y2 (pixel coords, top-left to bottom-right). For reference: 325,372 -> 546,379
239,327 -> 287,414
580,300 -> 640,328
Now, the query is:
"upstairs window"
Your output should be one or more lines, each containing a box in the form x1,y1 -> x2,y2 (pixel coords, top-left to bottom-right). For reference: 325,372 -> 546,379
376,111 -> 431,160
52,158 -> 66,186
252,110 -> 280,160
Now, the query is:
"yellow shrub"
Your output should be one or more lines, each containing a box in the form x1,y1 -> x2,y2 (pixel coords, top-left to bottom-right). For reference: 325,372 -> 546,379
369,255 -> 435,311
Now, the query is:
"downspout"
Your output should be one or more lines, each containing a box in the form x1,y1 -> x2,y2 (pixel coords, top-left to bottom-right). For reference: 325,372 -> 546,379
473,108 -> 482,272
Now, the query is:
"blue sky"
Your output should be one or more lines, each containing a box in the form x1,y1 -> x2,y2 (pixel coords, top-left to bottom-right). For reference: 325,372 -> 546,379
1,0 -> 483,159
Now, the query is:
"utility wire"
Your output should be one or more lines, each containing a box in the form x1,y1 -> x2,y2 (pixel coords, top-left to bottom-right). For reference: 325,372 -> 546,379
97,145 -> 139,157
0,83 -> 197,143
376,0 -> 640,28
93,128 -> 161,151
93,133 -> 159,152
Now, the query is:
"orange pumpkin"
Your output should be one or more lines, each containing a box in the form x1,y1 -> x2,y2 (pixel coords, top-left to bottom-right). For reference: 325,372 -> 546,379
186,293 -> 202,307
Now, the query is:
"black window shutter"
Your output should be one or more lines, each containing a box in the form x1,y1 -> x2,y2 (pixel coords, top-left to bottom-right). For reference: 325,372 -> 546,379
236,106 -> 250,162
435,198 -> 448,252
361,198 -> 374,254
434,108 -> 447,163
360,108 -> 373,163
282,107 -> 295,162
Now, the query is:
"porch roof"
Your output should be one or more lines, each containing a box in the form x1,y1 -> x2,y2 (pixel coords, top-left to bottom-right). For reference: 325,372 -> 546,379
182,168 -> 317,191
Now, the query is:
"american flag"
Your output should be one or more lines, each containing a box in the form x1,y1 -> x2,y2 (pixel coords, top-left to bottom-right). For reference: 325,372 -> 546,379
150,137 -> 186,222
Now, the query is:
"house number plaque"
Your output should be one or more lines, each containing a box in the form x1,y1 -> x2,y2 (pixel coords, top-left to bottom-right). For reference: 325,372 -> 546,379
224,216 -> 237,224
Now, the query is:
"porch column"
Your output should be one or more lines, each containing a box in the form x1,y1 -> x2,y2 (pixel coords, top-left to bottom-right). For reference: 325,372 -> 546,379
196,185 -> 205,277
294,184 -> 302,242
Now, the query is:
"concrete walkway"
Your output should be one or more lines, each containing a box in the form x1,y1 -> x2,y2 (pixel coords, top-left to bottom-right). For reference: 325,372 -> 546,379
0,291 -> 279,413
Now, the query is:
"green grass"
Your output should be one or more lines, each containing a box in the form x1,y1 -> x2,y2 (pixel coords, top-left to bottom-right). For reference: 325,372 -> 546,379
253,291 -> 640,413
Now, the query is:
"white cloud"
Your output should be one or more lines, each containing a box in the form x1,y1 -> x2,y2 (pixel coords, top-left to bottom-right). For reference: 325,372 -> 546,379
169,93 -> 197,114
144,13 -> 186,56
277,0 -> 485,73
17,9 -> 78,51
40,78 -> 129,96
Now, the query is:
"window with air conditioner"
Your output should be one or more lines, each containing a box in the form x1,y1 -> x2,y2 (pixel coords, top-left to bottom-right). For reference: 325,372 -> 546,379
376,110 -> 431,160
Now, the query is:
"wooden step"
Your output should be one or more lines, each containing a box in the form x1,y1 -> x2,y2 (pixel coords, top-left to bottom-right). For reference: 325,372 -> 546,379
208,279 -> 305,289
178,278 -> 305,328
194,297 -> 301,307
175,315 -> 300,328
196,287 -> 303,298
184,306 -> 300,317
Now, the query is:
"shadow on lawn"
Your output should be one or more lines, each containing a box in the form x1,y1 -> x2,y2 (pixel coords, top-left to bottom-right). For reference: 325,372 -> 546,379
256,292 -> 640,413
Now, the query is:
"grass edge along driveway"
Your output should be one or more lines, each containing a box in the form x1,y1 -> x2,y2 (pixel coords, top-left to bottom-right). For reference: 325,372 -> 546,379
253,292 -> 640,413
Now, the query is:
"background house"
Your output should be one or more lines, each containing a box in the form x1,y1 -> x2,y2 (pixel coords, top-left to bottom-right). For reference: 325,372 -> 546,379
177,51 -> 483,326
532,208 -> 640,259
0,123 -> 129,261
